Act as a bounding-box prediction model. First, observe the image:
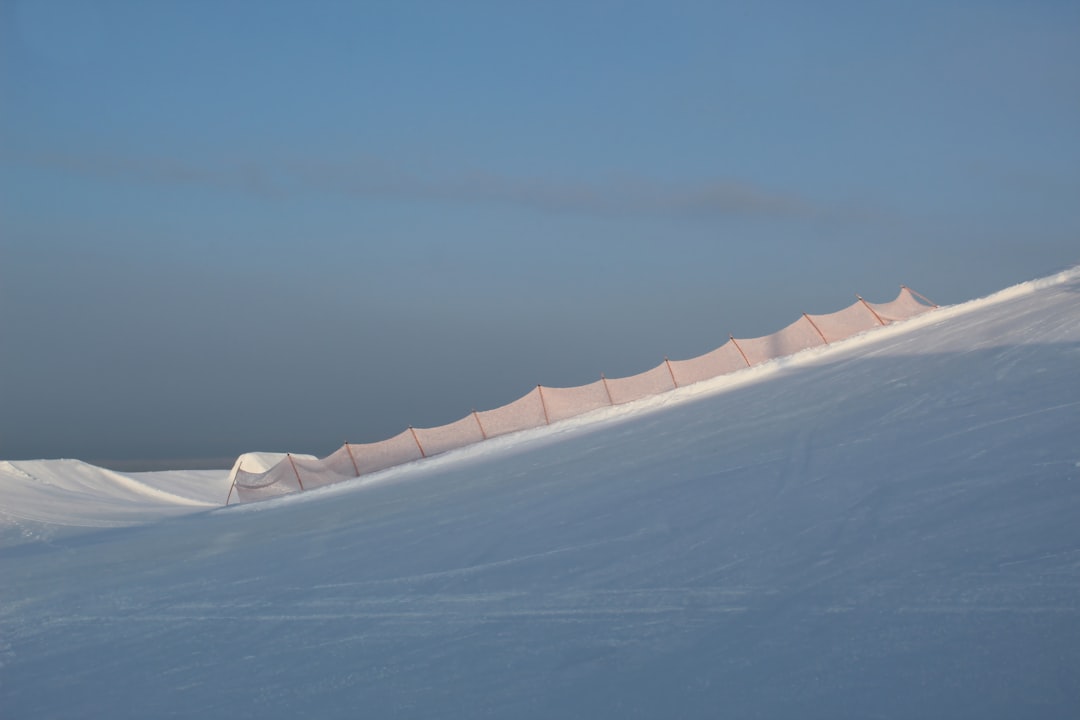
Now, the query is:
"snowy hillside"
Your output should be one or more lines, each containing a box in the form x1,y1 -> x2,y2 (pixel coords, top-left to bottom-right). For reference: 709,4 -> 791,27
2,268 -> 1079,719
0,461 -> 226,546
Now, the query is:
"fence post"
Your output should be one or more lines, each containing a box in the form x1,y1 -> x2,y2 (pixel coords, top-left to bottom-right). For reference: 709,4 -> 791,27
664,357 -> 678,388
473,409 -> 488,440
730,335 -> 752,367
344,442 -> 360,477
903,285 -> 939,308
287,453 -> 305,491
857,295 -> 887,326
803,313 -> 829,345
409,426 -> 427,458
537,385 -> 551,425
225,459 -> 240,506
601,373 -> 614,405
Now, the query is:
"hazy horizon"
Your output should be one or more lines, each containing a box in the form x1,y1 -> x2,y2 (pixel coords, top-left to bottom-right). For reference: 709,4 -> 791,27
3,1 -> 1078,464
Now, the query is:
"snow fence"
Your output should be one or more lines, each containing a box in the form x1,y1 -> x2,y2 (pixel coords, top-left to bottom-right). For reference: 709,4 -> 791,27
229,286 -> 935,504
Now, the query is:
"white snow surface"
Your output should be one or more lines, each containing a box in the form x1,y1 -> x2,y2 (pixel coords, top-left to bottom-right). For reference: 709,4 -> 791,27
0,460 -> 228,546
2,268 -> 1079,718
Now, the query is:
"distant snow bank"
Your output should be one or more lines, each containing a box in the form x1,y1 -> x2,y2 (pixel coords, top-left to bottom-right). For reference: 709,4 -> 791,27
0,459 -> 229,546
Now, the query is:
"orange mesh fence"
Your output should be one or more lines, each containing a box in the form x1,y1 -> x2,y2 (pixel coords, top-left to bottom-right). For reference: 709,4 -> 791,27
230,285 -> 936,504
807,300 -> 882,343
668,340 -> 749,386
413,413 -> 487,458
734,315 -> 826,366
866,287 -> 934,323
540,379 -> 613,423
349,429 -> 425,475
475,386 -> 548,439
322,444 -> 361,477
605,362 -> 677,405
288,454 -> 352,490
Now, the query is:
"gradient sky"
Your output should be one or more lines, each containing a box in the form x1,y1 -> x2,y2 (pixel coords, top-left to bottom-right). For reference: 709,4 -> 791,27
2,0 -> 1078,468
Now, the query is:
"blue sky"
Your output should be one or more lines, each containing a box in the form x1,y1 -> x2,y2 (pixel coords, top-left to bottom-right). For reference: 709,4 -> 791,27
2,0 -> 1078,467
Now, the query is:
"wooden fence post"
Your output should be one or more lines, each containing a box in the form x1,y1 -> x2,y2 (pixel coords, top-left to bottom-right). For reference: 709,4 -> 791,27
473,409 -> 488,440
665,357 -> 678,388
857,295 -> 887,326
408,426 -> 426,458
344,442 -> 360,477
803,313 -> 829,345
601,373 -> 614,405
730,335 -> 751,367
903,285 -> 939,308
537,385 -> 551,425
225,459 -> 240,506
287,453 -> 305,491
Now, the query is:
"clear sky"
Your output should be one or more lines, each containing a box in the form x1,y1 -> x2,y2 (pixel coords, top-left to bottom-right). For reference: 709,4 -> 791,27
2,0 -> 1078,468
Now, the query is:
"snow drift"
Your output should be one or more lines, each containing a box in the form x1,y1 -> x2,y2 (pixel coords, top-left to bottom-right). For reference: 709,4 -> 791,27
0,459 -> 226,546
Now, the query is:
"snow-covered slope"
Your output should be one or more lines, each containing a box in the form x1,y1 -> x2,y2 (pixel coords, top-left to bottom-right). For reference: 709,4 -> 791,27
2,268 -> 1079,719
0,460 -> 228,546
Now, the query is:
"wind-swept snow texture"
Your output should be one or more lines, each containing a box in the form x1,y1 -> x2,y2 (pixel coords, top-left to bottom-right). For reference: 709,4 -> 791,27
3,268 -> 1080,719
